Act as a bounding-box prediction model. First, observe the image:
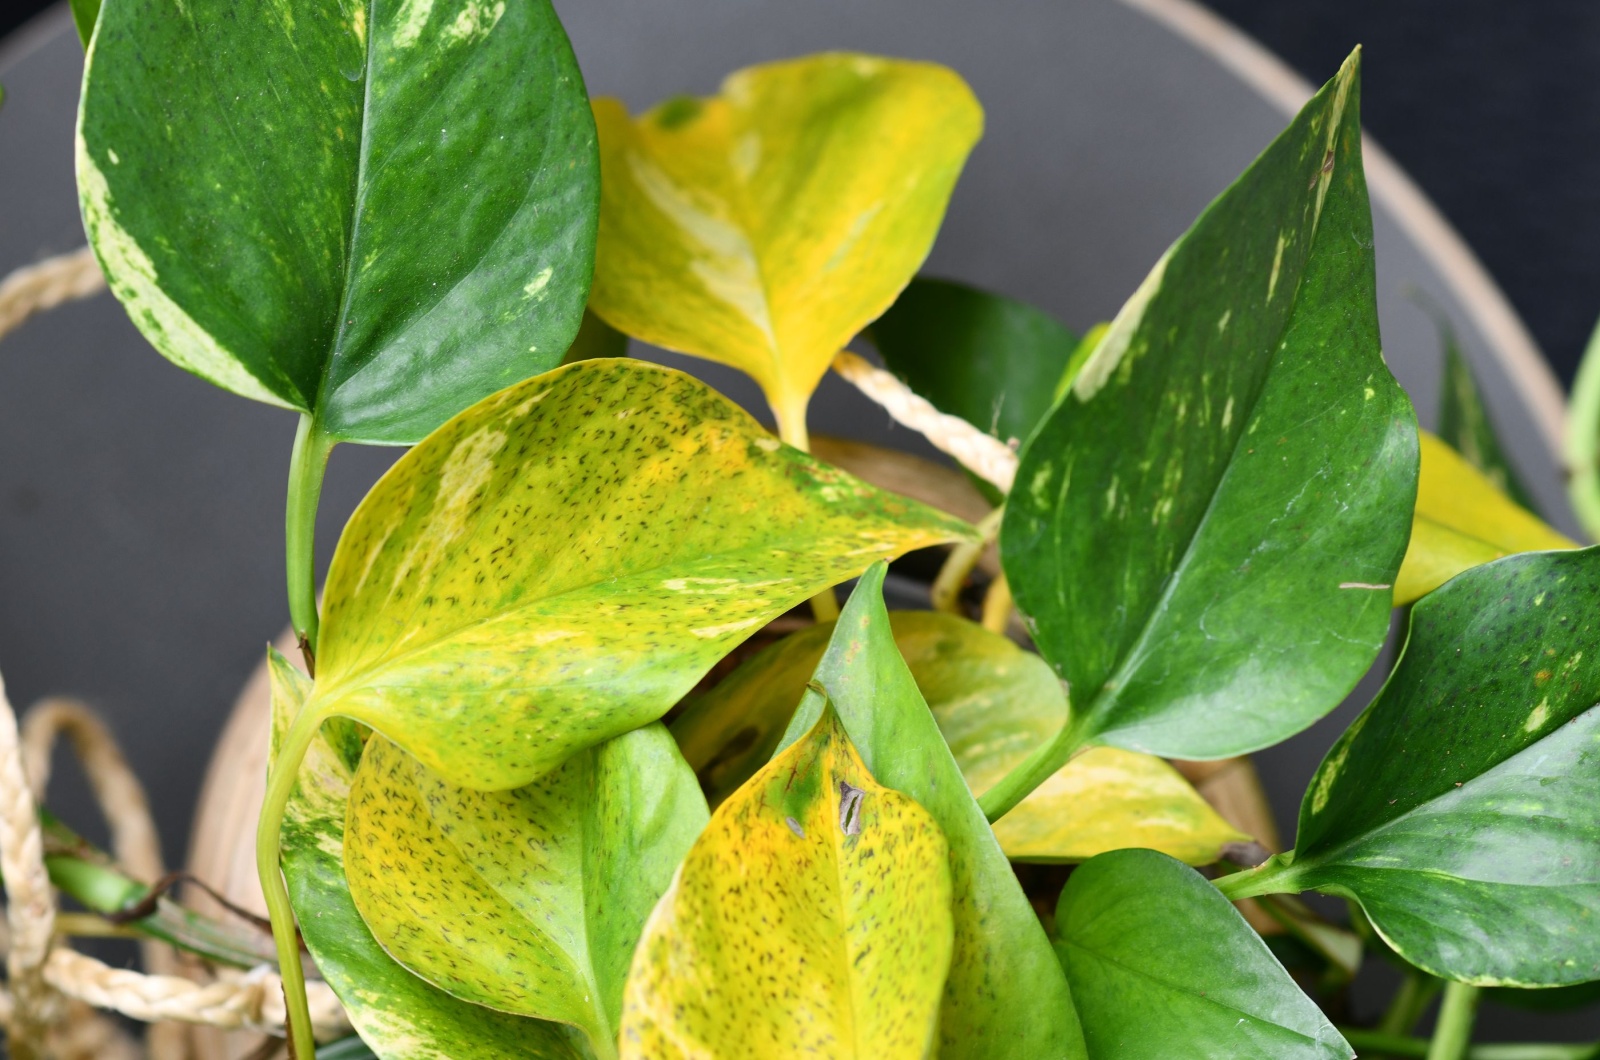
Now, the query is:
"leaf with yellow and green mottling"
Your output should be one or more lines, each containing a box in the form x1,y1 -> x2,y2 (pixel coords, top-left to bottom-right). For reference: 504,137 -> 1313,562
344,725 -> 706,1058
268,649 -> 589,1060
774,568 -> 1088,1058
620,704 -> 953,1059
674,609 -> 1242,864
303,358 -> 975,791
588,53 -> 983,446
79,0 -> 598,443
1395,431 -> 1576,605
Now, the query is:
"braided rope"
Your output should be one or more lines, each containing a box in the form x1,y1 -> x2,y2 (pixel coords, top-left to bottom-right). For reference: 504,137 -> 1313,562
45,950 -> 347,1041
22,699 -> 164,884
0,249 -> 106,343
831,351 -> 1020,494
0,673 -> 58,1059
0,667 -> 354,1054
23,699 -> 190,1059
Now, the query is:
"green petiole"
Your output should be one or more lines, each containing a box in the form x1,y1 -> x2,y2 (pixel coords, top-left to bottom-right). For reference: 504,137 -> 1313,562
256,702 -> 329,1059
286,414 -> 335,673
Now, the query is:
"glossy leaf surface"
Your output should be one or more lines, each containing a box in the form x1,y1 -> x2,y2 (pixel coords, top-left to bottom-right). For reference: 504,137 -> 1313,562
1438,330 -> 1535,508
589,54 -> 982,439
345,725 -> 706,1055
269,650 -> 588,1060
1055,849 -> 1351,1059
675,611 -> 1242,863
1395,431 -> 1575,605
1001,53 -> 1417,759
774,567 -> 1087,1058
869,277 -> 1077,498
1280,550 -> 1600,985
307,359 -> 974,790
620,706 -> 953,1059
79,0 -> 598,443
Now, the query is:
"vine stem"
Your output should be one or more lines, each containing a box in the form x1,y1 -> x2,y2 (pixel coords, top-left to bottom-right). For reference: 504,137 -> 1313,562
773,391 -> 840,622
255,703 -> 326,1060
977,715 -> 1091,822
286,415 -> 335,673
1211,852 -> 1304,902
1427,982 -> 1482,1060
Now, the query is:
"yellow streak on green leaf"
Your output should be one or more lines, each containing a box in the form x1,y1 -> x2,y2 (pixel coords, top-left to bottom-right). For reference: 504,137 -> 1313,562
620,707 -> 953,1059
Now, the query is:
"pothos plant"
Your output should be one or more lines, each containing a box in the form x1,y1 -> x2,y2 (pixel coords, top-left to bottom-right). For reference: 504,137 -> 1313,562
44,0 -> 1599,1057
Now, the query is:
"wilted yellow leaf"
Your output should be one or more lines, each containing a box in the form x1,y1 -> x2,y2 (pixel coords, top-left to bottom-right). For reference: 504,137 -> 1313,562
589,53 -> 983,448
621,705 -> 953,1059
1395,431 -> 1576,605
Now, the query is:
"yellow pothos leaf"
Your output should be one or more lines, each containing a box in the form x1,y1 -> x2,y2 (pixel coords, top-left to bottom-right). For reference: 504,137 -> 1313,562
344,727 -> 706,1058
589,52 -> 984,446
301,359 -> 975,791
673,611 -> 1244,864
620,705 -> 954,1059
1395,431 -> 1577,605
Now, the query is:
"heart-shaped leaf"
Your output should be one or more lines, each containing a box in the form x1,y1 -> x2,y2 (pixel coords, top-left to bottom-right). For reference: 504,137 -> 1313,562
344,724 -> 706,1057
269,650 -> 589,1060
303,358 -> 975,790
1056,849 -> 1352,1059
620,704 -> 953,1059
868,278 -> 1078,500
1437,325 -> 1535,509
1223,549 -> 1600,986
79,0 -> 598,443
1395,431 -> 1575,605
773,568 -> 1088,1058
588,53 -> 983,446
991,52 -> 1416,814
674,610 -> 1243,864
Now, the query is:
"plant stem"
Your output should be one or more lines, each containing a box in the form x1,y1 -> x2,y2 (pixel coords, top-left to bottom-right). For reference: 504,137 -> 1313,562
977,715 -> 1090,821
41,812 -> 277,967
1428,982 -> 1482,1060
980,572 -> 1013,633
256,703 -> 326,1060
1211,851 -> 1304,901
286,414 -> 334,673
932,507 -> 1004,615
772,392 -> 839,622
1381,969 -> 1443,1038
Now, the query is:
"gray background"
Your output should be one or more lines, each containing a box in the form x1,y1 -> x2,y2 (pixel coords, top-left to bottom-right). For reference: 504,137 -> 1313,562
0,0 -> 1588,1039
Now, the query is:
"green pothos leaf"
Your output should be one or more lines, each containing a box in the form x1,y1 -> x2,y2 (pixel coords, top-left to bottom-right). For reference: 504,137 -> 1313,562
1056,850 -> 1352,1059
70,0 -> 100,46
78,0 -> 598,442
773,566 -> 1088,1059
1234,549 -> 1600,986
344,725 -> 706,1058
301,359 -> 975,791
269,649 -> 589,1060
998,50 -> 1415,770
